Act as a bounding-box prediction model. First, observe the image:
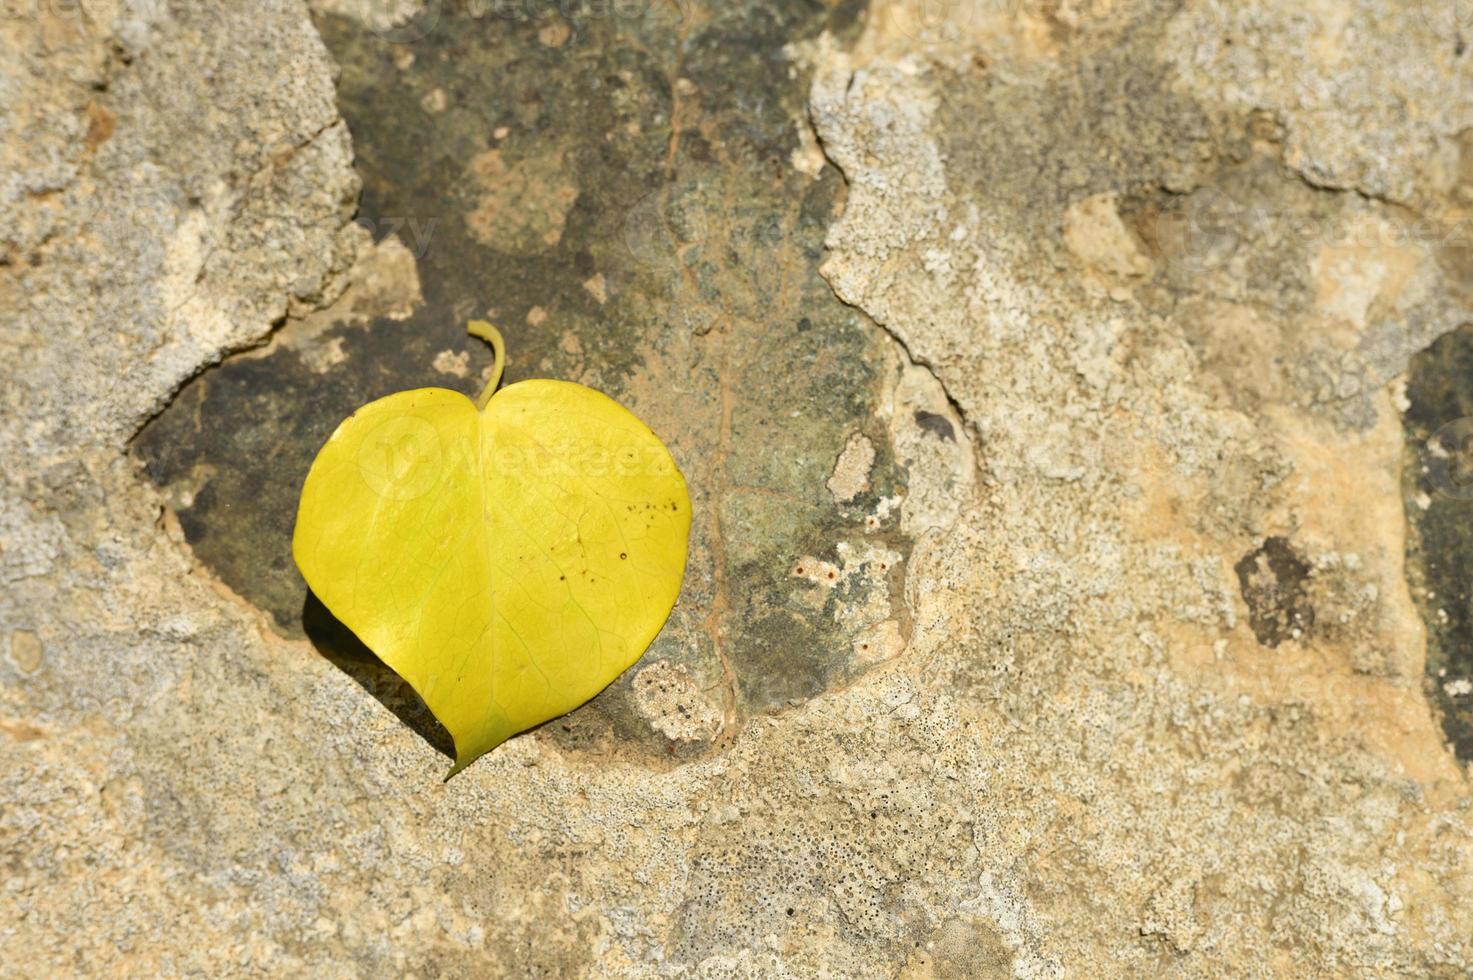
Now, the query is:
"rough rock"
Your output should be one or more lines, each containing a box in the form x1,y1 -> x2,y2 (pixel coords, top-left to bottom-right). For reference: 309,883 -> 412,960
809,0 -> 1473,972
3,0 -> 1473,975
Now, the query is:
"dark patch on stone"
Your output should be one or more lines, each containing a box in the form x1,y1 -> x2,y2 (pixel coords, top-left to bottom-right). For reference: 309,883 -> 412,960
738,608 -> 836,708
936,19 -> 1227,229
914,410 -> 954,442
134,319 -> 477,633
1401,324 -> 1473,762
1234,537 -> 1314,648
133,0 -> 905,765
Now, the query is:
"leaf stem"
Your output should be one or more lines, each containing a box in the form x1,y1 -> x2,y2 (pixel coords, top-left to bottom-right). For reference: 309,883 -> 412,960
468,320 -> 506,409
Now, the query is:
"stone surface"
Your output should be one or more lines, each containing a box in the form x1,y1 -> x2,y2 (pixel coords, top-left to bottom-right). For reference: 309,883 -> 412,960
4,0 -> 1473,975
134,0 -> 914,766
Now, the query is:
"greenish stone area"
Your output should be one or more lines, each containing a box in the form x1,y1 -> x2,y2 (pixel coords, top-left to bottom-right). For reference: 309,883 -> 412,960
133,0 -> 911,762
1402,325 -> 1473,763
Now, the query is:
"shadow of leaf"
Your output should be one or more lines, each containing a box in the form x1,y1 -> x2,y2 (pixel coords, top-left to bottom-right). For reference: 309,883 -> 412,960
302,590 -> 456,760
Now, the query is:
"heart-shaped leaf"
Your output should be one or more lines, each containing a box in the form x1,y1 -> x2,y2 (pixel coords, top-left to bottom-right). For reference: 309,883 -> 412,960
293,322 -> 691,775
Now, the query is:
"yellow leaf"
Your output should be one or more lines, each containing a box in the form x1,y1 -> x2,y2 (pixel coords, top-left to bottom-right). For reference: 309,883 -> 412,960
293,322 -> 691,776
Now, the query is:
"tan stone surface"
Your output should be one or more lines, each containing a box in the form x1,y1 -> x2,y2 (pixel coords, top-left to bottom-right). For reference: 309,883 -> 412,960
3,0 -> 1473,975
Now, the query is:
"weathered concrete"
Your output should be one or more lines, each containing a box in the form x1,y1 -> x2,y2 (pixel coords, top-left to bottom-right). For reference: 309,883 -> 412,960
3,0 -> 1473,975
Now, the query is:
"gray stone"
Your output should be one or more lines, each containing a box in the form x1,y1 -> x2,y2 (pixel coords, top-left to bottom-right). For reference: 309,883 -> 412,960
3,0 -> 1473,975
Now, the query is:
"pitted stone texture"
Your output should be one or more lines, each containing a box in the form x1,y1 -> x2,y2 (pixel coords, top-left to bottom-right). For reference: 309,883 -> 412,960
1,1 -> 360,461
4,0 -> 1473,976
809,0 -> 1473,973
135,0 -> 914,764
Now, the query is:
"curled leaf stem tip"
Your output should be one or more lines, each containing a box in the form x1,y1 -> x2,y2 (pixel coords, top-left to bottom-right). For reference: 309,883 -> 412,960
468,320 -> 506,409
